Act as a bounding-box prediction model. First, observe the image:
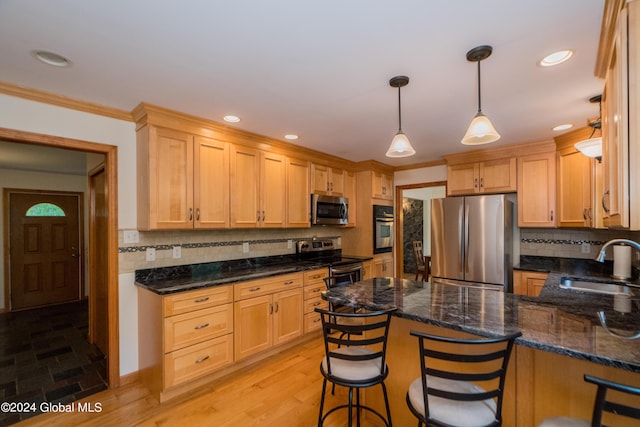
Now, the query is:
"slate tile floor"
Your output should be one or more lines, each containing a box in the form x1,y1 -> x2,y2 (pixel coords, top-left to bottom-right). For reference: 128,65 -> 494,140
0,300 -> 106,425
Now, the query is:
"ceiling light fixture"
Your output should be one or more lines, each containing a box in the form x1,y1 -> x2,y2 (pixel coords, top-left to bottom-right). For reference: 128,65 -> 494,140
553,124 -> 574,131
574,95 -> 603,161
32,50 -> 72,67
461,45 -> 500,145
223,115 -> 240,123
284,134 -> 299,140
386,75 -> 416,158
539,50 -> 574,67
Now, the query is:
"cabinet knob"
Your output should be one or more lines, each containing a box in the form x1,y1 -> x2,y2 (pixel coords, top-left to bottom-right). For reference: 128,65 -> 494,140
196,208 -> 200,221
274,302 -> 279,312
480,177 -> 484,188
474,178 -> 478,188
189,208 -> 193,221
550,210 -> 554,221
602,190 -> 610,213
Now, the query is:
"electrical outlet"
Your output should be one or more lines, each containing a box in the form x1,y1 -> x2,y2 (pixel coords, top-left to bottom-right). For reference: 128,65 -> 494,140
581,243 -> 591,254
172,246 -> 181,259
287,239 -> 292,249
243,242 -> 249,253
123,230 -> 139,244
146,247 -> 156,261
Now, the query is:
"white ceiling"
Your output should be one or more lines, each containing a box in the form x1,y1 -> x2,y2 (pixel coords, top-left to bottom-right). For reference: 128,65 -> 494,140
0,0 -> 605,167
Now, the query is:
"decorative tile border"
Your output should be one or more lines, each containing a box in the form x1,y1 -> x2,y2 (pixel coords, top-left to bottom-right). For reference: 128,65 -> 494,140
521,238 -> 605,246
119,236 -> 341,253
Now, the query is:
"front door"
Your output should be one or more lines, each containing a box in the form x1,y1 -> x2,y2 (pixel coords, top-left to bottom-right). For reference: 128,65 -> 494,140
9,191 -> 82,310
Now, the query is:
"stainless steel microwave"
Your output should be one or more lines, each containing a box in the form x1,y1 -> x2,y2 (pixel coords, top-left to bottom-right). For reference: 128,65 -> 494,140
311,194 -> 349,225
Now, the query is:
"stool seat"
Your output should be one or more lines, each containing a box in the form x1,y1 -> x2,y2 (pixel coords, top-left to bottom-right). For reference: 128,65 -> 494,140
538,417 -> 590,427
407,375 -> 498,427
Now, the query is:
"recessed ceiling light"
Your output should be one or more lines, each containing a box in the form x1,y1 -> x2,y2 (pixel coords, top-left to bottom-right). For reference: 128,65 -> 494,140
32,50 -> 72,67
552,123 -> 574,131
538,50 -> 574,67
284,134 -> 299,140
223,115 -> 240,123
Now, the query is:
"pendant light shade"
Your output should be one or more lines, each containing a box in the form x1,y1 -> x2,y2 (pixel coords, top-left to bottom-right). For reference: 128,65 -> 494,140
462,45 -> 500,145
386,75 -> 416,158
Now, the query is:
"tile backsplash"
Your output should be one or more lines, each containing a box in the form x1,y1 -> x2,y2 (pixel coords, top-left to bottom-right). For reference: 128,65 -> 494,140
119,227 -> 342,273
520,228 -> 640,261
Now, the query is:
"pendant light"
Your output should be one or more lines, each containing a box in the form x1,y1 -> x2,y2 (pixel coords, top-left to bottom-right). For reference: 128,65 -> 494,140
386,75 -> 416,158
574,95 -> 603,161
461,45 -> 501,145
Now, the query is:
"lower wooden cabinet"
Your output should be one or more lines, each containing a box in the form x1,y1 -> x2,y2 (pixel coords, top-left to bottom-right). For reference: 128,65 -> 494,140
138,285 -> 234,401
373,253 -> 394,277
513,270 -> 549,297
233,273 -> 303,361
302,268 -> 328,333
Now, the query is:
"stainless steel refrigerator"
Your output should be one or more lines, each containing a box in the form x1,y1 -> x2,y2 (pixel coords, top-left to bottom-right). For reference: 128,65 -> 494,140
431,194 -> 513,290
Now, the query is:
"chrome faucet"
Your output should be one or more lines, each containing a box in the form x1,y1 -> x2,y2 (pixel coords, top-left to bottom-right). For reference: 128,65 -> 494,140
595,239 -> 640,262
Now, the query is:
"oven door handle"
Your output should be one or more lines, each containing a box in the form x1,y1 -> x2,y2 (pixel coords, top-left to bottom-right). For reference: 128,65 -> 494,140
331,265 -> 363,275
376,218 -> 394,223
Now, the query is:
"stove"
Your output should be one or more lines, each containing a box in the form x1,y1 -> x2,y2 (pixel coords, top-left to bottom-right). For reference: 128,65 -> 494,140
296,239 -> 368,280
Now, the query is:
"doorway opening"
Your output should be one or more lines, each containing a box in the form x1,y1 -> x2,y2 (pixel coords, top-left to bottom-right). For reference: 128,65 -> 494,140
0,127 -> 119,423
394,182 -> 447,280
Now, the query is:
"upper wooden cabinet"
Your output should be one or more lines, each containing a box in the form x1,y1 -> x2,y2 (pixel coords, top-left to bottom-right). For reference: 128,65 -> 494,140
556,147 -> 594,228
344,170 -> 357,226
447,158 -> 516,196
137,126 -> 230,230
230,145 -> 286,228
517,149 -> 556,227
310,163 -> 345,196
597,0 -> 640,229
285,157 -> 311,228
372,171 -> 394,200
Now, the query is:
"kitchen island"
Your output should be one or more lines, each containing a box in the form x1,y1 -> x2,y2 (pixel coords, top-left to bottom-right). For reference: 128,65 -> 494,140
323,277 -> 640,426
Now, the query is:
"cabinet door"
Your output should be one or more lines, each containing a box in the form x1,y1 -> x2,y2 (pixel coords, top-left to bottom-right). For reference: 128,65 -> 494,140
373,254 -> 393,277
261,151 -> 286,228
362,261 -> 373,280
234,295 -> 272,360
557,148 -> 593,228
447,163 -> 479,195
513,271 -> 548,296
329,167 -> 345,195
272,288 -> 303,346
194,136 -> 229,228
310,163 -> 330,195
286,157 -> 310,228
230,144 -> 260,228
372,172 -> 393,200
479,158 -> 516,193
517,152 -> 556,227
147,127 -> 194,229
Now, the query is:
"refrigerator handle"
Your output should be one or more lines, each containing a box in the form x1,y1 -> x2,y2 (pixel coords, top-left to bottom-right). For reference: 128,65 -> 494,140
464,203 -> 470,273
458,202 -> 464,273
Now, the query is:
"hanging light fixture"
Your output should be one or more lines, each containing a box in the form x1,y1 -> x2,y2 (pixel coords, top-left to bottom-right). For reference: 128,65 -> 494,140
461,45 -> 501,145
386,75 -> 416,158
574,95 -> 603,161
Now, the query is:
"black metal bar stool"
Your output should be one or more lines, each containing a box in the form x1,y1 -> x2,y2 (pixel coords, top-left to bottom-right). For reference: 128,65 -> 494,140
538,374 -> 640,427
406,330 -> 521,427
315,307 -> 397,427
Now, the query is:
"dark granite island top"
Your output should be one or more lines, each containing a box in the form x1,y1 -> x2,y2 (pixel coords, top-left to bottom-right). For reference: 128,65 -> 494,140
323,277 -> 640,373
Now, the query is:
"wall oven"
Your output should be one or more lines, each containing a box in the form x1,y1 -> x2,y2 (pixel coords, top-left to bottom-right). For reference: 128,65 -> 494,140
311,194 -> 349,225
373,205 -> 394,254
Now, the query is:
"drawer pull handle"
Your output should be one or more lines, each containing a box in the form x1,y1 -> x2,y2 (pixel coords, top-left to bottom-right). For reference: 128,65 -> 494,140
313,318 -> 321,323
312,302 -> 321,306
284,280 -> 294,285
313,288 -> 321,293
194,323 -> 210,330
195,355 -> 210,364
194,297 -> 210,303
250,287 -> 261,292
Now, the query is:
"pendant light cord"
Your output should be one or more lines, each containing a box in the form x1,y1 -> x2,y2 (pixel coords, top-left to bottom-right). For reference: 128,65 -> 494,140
397,86 -> 403,132
476,59 -> 482,114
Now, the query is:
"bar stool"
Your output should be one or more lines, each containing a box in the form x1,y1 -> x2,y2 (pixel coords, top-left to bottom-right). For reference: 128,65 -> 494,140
538,374 -> 640,427
406,330 -> 522,427
315,307 -> 397,427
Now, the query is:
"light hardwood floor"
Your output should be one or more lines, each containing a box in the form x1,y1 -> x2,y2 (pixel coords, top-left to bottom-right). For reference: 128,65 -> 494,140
16,336 -> 388,427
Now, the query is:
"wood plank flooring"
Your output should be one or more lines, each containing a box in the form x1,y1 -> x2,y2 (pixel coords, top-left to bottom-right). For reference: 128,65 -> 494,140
15,336 -> 388,427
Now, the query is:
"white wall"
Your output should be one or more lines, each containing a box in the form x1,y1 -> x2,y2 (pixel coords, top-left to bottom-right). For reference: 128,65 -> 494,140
0,94 -> 139,375
394,164 -> 447,187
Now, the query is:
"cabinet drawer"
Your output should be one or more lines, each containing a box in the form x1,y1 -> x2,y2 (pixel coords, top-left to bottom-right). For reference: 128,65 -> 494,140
164,335 -> 234,389
164,303 -> 233,353
304,295 -> 328,314
163,285 -> 233,317
303,284 -> 325,300
304,311 -> 323,333
304,269 -> 326,284
234,273 -> 302,301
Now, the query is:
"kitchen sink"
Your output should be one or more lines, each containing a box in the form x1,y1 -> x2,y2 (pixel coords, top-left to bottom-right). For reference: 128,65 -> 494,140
559,276 -> 633,295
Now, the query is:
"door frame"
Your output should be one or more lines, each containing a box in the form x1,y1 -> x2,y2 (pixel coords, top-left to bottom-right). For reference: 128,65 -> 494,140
7,189 -> 84,308
0,127 -> 120,388
394,181 -> 447,278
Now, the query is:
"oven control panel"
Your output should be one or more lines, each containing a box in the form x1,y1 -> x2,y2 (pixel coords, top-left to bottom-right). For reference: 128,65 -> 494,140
296,239 -> 335,253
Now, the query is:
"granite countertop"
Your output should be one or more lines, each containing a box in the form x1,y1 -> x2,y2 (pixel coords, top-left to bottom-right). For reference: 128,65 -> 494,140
322,277 -> 640,373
